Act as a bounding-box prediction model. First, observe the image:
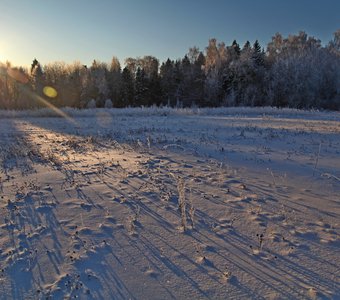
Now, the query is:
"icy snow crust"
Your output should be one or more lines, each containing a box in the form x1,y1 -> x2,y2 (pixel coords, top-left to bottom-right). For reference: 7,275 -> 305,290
0,107 -> 339,299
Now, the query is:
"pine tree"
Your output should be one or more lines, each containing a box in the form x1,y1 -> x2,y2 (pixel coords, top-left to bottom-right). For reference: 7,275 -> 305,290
30,58 -> 45,107
134,67 -> 148,106
160,58 -> 177,106
232,40 -> 241,57
120,67 -> 134,107
252,40 -> 265,66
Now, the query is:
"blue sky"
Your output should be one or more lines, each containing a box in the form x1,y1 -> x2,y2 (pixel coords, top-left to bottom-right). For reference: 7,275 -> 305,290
0,0 -> 339,67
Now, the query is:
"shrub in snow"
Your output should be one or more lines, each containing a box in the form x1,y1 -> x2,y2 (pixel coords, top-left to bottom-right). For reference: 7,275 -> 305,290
86,99 -> 96,109
104,99 -> 113,109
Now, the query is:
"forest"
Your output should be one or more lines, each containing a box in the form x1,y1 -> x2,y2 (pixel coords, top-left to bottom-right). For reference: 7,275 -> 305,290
0,30 -> 339,110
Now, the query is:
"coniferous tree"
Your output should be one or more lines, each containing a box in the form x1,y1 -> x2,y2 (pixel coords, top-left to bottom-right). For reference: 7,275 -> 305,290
160,58 -> 182,106
160,59 -> 175,106
120,67 -> 134,107
231,40 -> 241,58
252,40 -> 265,67
134,67 -> 148,106
147,72 -> 162,106
30,58 -> 45,107
140,56 -> 161,106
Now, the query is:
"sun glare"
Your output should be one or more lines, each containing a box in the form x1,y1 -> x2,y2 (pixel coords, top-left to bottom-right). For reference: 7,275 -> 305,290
43,86 -> 58,98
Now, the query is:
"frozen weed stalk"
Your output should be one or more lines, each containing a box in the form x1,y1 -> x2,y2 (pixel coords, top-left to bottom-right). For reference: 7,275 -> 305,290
129,204 -> 140,234
313,142 -> 322,176
189,188 -> 195,229
178,177 -> 187,231
267,168 -> 276,187
257,233 -> 264,250
171,173 -> 187,231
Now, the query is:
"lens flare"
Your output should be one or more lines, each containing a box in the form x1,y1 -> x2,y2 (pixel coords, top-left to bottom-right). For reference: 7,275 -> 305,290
96,111 -> 113,128
1,64 -> 76,125
17,83 -> 77,125
43,86 -> 58,98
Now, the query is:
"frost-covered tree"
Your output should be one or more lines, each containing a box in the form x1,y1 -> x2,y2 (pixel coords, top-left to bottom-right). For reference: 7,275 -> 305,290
108,56 -> 122,107
104,99 -> 113,108
328,29 -> 340,57
86,98 -> 96,109
265,32 -> 326,108
204,39 -> 224,106
90,60 -> 109,107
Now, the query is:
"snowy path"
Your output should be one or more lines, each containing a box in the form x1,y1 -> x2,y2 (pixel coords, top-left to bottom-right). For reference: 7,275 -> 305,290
0,109 -> 339,299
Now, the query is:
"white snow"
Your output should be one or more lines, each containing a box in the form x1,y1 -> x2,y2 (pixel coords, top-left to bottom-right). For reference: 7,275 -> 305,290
0,107 -> 339,299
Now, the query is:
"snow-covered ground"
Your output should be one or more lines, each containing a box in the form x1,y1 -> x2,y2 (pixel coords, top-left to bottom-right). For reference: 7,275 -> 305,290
0,107 -> 339,299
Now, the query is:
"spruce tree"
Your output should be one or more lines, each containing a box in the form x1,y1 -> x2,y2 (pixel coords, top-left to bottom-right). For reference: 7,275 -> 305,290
134,67 -> 148,106
253,40 -> 265,66
232,40 -> 241,57
120,67 -> 134,107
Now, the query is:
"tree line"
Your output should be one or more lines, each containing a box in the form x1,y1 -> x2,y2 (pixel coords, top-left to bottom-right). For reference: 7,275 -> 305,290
0,30 -> 339,110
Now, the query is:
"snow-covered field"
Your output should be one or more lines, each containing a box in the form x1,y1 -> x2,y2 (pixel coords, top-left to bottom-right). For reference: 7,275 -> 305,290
0,107 -> 339,299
